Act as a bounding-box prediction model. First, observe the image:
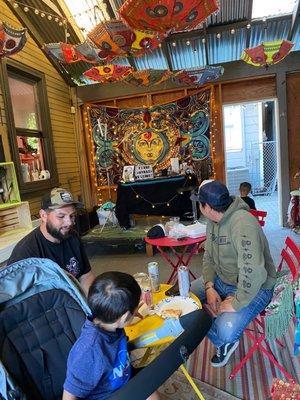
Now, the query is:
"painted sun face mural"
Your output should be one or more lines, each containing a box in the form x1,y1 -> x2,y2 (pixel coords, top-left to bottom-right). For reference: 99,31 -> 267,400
133,129 -> 169,164
88,89 -> 211,185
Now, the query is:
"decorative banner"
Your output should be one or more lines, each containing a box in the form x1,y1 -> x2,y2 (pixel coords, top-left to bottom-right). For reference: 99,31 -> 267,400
124,69 -> 172,86
87,19 -> 164,62
83,65 -> 133,83
0,21 -> 27,58
173,66 -> 224,85
44,41 -> 103,64
86,90 -> 212,186
119,0 -> 219,33
241,40 -> 294,67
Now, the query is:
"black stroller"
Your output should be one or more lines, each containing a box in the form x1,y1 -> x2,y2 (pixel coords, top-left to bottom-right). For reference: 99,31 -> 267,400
0,258 -> 211,400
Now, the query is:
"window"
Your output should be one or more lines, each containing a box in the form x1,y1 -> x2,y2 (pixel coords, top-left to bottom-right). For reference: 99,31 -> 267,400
223,105 -> 243,152
1,60 -> 58,193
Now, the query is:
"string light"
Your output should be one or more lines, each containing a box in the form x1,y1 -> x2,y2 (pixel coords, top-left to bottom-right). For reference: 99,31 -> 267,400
9,1 -> 67,27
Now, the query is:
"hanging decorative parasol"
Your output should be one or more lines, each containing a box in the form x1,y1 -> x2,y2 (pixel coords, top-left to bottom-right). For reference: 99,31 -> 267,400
44,41 -> 103,64
173,66 -> 224,85
119,0 -> 219,34
0,21 -> 27,58
124,69 -> 172,86
83,65 -> 133,83
241,40 -> 294,67
87,19 -> 164,62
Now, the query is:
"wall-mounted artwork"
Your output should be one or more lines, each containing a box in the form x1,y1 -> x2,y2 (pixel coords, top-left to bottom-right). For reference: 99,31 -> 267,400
86,89 -> 212,186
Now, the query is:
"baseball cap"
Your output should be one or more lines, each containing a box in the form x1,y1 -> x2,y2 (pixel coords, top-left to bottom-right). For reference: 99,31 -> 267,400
190,179 -> 214,202
191,180 -> 232,207
41,187 -> 81,210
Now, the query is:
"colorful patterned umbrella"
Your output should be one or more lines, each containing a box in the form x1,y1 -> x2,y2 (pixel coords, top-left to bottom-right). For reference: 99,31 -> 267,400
87,19 -> 164,62
119,0 -> 219,33
124,69 -> 172,86
0,21 -> 27,58
44,41 -> 102,64
241,40 -> 294,67
83,65 -> 133,83
173,66 -> 224,85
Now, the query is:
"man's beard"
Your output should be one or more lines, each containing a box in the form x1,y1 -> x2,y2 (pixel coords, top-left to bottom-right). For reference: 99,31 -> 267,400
46,222 -> 72,241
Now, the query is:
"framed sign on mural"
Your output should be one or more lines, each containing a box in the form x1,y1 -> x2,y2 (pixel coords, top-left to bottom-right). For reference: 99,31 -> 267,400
122,165 -> 135,182
135,164 -> 154,180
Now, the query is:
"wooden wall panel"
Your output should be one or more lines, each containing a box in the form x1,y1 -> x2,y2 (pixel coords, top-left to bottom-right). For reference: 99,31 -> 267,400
222,76 -> 276,104
287,72 -> 300,191
0,3 -> 81,216
116,95 -> 148,108
151,90 -> 186,105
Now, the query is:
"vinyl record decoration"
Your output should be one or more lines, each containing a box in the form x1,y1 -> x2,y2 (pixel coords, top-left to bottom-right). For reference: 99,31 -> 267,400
0,21 -> 27,58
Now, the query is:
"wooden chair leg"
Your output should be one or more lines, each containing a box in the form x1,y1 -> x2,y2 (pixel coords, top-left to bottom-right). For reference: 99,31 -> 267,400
146,243 -> 154,257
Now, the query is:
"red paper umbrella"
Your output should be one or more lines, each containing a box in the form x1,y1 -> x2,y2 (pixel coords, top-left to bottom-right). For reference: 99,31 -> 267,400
124,69 -> 172,86
83,65 -> 133,83
0,21 -> 27,58
241,40 -> 294,67
173,66 -> 224,85
119,0 -> 219,33
87,19 -> 164,62
44,41 -> 102,64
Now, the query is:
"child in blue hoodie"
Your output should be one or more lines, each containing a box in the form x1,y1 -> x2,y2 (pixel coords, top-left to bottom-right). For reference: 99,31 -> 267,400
63,271 -> 159,400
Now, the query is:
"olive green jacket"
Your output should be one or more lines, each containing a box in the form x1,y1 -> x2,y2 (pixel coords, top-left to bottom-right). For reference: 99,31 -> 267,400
202,197 -> 276,311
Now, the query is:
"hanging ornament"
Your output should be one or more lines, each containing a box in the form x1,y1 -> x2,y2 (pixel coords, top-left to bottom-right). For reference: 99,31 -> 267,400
0,21 -> 27,58
83,65 -> 133,83
119,0 -> 219,34
87,19 -> 164,62
124,69 -> 172,87
173,66 -> 224,86
44,41 -> 102,64
241,40 -> 294,68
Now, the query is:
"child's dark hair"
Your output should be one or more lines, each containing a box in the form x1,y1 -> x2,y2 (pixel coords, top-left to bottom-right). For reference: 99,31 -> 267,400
88,271 -> 141,323
239,182 -> 252,192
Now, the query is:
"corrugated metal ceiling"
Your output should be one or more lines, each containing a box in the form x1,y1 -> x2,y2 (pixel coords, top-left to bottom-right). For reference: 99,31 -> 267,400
4,0 -> 300,86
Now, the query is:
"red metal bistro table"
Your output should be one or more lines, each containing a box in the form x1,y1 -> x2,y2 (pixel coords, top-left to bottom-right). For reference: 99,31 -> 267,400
144,235 -> 206,284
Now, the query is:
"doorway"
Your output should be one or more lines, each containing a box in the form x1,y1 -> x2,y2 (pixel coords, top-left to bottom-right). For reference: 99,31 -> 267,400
222,100 -> 280,228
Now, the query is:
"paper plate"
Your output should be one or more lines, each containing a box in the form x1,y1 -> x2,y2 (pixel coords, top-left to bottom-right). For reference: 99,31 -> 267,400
155,296 -> 199,319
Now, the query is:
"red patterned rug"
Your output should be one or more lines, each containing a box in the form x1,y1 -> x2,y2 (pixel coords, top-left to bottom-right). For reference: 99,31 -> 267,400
187,324 -> 300,400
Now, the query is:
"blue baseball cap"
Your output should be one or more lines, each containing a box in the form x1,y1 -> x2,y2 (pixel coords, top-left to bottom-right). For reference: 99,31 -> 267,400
191,180 -> 232,207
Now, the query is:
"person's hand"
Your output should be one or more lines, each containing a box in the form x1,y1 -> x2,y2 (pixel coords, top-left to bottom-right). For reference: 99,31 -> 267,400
219,296 -> 237,313
206,288 -> 221,315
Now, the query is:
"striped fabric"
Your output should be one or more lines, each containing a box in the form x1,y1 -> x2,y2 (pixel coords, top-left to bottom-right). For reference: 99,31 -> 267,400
187,323 -> 300,400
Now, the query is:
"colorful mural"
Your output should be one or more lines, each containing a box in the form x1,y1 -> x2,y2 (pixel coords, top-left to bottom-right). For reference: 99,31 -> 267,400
87,89 -> 212,185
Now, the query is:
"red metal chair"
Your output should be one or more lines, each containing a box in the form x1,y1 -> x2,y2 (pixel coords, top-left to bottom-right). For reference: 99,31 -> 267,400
229,236 -> 300,380
249,209 -> 268,227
